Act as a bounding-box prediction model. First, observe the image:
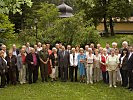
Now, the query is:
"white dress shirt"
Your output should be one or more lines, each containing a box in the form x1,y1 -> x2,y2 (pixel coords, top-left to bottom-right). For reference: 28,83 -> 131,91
37,47 -> 42,51
128,52 -> 133,60
70,53 -> 78,66
13,50 -> 17,57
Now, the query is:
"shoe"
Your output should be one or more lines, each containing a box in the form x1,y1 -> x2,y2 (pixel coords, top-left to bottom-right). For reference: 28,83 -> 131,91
20,82 -> 23,85
129,89 -> 133,91
127,87 -> 131,89
23,81 -> 26,84
87,81 -> 89,84
114,85 -> 117,88
109,85 -> 112,88
51,79 -> 54,82
75,80 -> 78,82
90,81 -> 93,84
71,80 -> 73,82
45,80 -> 48,82
83,80 -> 85,83
80,80 -> 82,83
0,86 -> 5,88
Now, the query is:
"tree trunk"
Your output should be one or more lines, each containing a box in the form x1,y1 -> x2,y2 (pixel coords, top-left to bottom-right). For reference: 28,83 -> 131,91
109,17 -> 115,36
103,14 -> 109,37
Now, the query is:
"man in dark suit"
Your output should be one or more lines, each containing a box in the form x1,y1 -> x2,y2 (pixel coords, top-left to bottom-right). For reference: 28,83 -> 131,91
12,44 -> 19,82
127,46 -> 133,91
67,45 -> 72,80
58,46 -> 69,82
39,44 -> 49,82
12,44 -> 19,56
26,48 -> 40,84
55,43 -> 61,78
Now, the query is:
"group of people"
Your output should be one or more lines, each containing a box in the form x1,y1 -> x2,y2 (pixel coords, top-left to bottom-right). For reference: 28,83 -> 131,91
0,41 -> 133,91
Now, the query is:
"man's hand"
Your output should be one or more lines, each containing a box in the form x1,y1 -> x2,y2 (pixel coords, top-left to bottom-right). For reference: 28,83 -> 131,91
3,69 -> 5,73
31,62 -> 34,64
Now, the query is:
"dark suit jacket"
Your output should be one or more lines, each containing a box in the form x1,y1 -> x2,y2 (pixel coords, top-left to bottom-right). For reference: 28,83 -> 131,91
12,49 -> 20,55
127,53 -> 133,70
5,55 -> 17,71
58,50 -> 69,68
15,49 -> 20,55
0,57 -> 7,74
26,53 -> 40,70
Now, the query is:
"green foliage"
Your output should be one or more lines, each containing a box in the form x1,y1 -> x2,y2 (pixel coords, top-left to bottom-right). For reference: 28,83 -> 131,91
107,0 -> 133,19
39,11 -> 100,46
118,35 -> 133,47
78,0 -> 133,23
77,0 -> 105,26
18,29 -> 36,45
23,2 -> 100,46
37,3 -> 59,30
0,0 -> 32,14
77,0 -> 133,36
0,14 -> 16,45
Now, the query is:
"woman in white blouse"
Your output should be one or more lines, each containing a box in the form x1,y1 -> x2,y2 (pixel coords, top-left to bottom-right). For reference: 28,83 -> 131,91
106,49 -> 119,88
86,48 -> 94,84
115,48 -> 122,84
94,49 -> 101,82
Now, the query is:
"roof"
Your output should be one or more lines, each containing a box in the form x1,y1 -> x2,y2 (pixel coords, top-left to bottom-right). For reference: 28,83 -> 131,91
57,2 -> 74,18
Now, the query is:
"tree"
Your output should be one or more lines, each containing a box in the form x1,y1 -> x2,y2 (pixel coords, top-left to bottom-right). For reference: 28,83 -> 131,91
77,0 -> 109,36
107,0 -> 133,36
37,3 -> 59,30
0,0 -> 32,14
40,11 -> 100,46
77,0 -> 133,36
0,14 -> 15,44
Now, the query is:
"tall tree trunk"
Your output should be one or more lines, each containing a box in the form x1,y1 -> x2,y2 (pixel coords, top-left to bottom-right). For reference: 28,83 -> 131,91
109,17 -> 115,36
103,0 -> 109,37
103,14 -> 109,37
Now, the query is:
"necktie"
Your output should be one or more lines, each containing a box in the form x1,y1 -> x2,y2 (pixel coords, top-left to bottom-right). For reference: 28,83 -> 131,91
73,54 -> 75,66
62,51 -> 65,57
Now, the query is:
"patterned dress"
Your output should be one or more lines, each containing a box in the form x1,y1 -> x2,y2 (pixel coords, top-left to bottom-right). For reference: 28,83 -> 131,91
78,54 -> 86,76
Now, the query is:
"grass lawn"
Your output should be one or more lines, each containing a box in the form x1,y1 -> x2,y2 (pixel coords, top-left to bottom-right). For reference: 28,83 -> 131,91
0,81 -> 133,100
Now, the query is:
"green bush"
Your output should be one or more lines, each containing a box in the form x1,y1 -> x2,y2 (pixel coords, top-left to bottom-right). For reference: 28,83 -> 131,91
118,35 -> 133,47
0,13 -> 16,47
39,11 -> 100,46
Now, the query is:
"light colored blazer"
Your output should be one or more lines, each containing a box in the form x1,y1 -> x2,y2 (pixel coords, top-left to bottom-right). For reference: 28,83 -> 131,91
17,53 -> 26,70
106,55 -> 119,71
70,53 -> 78,66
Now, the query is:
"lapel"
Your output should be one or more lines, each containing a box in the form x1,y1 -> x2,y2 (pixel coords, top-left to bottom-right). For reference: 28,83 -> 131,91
61,51 -> 65,58
129,53 -> 133,61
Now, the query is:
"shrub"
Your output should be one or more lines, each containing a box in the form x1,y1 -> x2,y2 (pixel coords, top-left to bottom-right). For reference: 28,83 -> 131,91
118,35 -> 133,47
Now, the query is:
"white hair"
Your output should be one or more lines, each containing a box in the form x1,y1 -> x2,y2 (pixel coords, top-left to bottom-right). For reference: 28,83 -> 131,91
80,48 -> 84,51
2,45 -> 6,48
112,42 -> 117,46
122,41 -> 128,45
88,48 -> 92,51
103,48 -> 107,52
52,47 -> 57,51
85,45 -> 89,48
55,43 -> 59,46
71,48 -> 75,51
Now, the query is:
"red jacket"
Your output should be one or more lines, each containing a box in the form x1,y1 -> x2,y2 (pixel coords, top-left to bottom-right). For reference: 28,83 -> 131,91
101,55 -> 108,72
